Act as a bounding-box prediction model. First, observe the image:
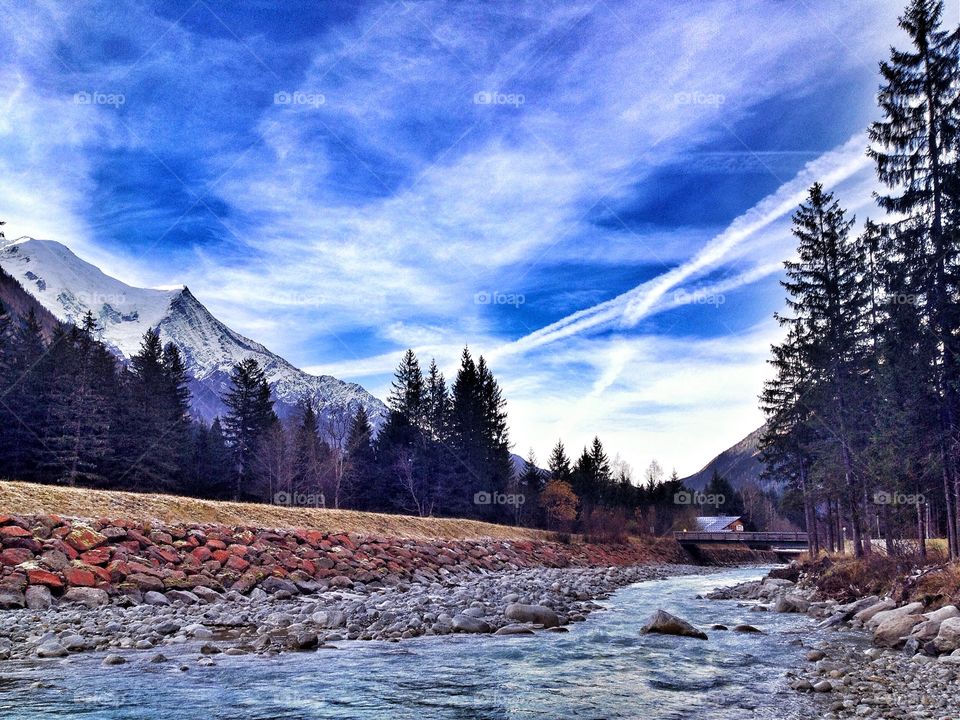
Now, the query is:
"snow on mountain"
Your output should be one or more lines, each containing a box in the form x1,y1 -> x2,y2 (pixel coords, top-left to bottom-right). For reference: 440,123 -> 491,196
0,236 -> 387,427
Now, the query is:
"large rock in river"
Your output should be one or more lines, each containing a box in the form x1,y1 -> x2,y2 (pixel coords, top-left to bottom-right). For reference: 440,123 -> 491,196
452,615 -> 491,633
640,609 -> 708,640
504,603 -> 559,628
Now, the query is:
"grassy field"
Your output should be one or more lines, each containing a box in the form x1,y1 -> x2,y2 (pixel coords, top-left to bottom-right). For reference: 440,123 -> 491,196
0,480 -> 553,541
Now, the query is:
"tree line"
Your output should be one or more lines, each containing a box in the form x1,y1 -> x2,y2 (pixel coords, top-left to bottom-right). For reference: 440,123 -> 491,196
0,298 -> 770,532
760,0 -> 960,559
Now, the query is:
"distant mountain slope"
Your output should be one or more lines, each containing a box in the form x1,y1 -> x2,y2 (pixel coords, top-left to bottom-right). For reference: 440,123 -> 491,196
0,265 -> 61,338
0,237 -> 387,426
681,425 -> 782,492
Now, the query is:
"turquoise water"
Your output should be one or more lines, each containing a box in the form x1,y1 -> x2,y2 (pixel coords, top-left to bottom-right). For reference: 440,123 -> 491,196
0,567 -> 818,719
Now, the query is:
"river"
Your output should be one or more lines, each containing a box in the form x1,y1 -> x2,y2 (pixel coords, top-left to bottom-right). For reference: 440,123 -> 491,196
0,566 -> 819,719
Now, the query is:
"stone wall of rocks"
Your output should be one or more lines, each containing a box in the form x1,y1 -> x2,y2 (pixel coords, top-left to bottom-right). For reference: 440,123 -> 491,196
0,513 -> 694,610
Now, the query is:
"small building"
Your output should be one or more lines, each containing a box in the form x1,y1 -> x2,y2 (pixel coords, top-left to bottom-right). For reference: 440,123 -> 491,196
694,515 -> 745,532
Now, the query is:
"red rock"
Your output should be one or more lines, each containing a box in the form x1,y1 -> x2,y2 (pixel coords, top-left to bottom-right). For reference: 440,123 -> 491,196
79,548 -> 112,566
64,567 -> 96,587
0,526 -> 31,539
27,568 -> 63,588
0,548 -> 33,566
211,550 -> 230,564
225,555 -> 250,572
227,544 -> 248,557
191,546 -> 212,563
206,539 -> 227,551
64,526 -> 107,552
151,546 -> 179,564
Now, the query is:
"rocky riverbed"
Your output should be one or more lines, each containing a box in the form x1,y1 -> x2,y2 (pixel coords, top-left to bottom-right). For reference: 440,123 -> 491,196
708,569 -> 960,719
1,563 -> 713,664
0,512 -> 753,664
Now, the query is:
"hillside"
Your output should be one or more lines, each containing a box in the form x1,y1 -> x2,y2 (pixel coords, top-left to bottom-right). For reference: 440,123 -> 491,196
680,425 -> 782,492
0,480 -> 549,541
0,265 -> 61,339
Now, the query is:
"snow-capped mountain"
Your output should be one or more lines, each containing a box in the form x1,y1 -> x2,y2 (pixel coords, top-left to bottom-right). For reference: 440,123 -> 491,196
0,236 -> 387,427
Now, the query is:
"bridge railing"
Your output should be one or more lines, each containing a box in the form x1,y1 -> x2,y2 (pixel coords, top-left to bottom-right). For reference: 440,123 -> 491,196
673,531 -> 809,544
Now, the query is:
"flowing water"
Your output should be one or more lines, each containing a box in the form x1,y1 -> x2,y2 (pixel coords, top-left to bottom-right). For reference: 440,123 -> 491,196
0,566 -> 821,719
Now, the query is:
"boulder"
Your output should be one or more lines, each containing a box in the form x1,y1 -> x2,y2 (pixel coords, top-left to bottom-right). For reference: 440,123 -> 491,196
0,589 -> 25,609
102,654 -> 127,666
452,615 -> 492,633
166,590 -> 200,605
873,614 -> 924,648
733,624 -> 763,634
287,632 -> 319,651
933,617 -> 960,653
504,603 -> 559,628
910,618 -> 945,642
25,585 -> 53,610
35,640 -> 68,658
494,624 -> 535,636
311,610 -> 346,629
853,599 -> 896,625
261,577 -> 299,595
775,594 -> 810,614
924,605 -> 960,623
867,602 -> 925,630
143,591 -> 170,606
64,526 -> 107,552
640,609 -> 708,640
63,587 -> 109,608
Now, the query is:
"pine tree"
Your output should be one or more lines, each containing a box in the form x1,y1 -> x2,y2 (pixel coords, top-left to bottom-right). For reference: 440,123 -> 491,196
772,183 -> 872,556
547,440 -> 572,483
868,0 -> 960,556
345,405 -> 377,509
222,358 -> 278,500
292,401 -> 324,501
424,359 -> 451,442
388,349 -> 425,426
39,315 -> 116,486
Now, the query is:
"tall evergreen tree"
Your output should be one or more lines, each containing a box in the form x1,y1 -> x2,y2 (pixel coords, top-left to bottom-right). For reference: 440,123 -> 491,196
547,440 -> 572,483
868,0 -> 960,555
772,183 -> 872,556
222,358 -> 277,500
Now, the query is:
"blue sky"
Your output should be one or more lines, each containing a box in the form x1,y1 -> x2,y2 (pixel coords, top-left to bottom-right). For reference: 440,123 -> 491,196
0,0 -> 936,476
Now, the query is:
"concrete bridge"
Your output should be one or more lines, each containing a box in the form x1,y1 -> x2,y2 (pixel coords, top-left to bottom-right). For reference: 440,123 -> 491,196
674,530 -> 809,554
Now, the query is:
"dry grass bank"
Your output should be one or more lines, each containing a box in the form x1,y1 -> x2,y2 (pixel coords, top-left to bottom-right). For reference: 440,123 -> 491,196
0,480 -> 552,541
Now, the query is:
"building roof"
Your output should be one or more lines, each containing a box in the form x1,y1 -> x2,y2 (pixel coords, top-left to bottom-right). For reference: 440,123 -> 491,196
694,516 -> 743,532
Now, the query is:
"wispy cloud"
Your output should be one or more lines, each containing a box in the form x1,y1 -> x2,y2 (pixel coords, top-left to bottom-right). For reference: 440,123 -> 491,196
0,0 -> 906,473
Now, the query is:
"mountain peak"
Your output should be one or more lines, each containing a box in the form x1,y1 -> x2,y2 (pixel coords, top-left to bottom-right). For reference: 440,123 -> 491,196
0,237 -> 387,427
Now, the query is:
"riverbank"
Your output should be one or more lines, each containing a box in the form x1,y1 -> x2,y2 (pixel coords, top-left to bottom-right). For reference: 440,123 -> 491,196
709,560 -> 960,719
